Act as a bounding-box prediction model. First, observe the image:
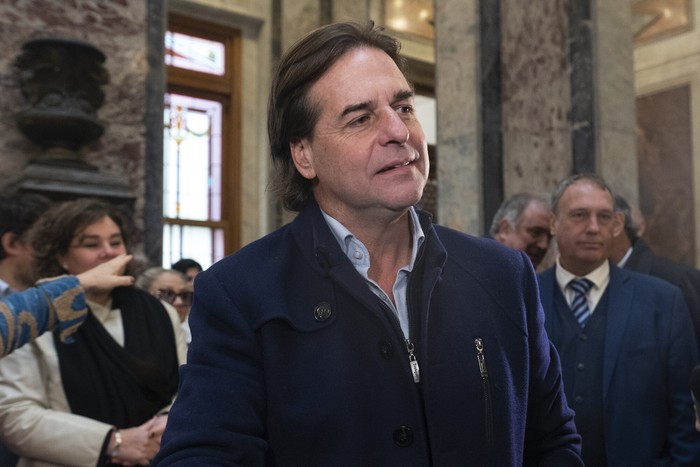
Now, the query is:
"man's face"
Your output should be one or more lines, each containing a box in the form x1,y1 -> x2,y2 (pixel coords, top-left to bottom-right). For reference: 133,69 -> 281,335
495,202 -> 552,267
290,47 -> 429,222
551,180 -> 620,276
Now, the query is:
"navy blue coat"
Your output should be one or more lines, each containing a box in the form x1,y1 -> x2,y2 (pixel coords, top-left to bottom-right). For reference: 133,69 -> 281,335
539,265 -> 700,466
625,238 -> 700,350
155,200 -> 582,466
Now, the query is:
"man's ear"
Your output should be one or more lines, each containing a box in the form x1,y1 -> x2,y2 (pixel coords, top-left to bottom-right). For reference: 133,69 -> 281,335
290,138 -> 316,180
1,232 -> 21,257
612,211 -> 625,238
494,219 -> 511,241
549,212 -> 557,237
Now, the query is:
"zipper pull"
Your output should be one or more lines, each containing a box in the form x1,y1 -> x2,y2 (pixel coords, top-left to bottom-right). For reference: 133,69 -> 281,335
406,339 -> 421,383
475,337 -> 488,377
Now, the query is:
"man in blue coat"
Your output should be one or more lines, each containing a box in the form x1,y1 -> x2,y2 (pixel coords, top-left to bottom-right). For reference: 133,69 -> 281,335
538,173 -> 700,466
154,21 -> 582,466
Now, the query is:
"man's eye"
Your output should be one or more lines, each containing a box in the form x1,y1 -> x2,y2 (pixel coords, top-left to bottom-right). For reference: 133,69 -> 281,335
349,115 -> 370,126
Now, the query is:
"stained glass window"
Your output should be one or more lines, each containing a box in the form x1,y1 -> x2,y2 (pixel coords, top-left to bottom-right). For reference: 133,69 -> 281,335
163,16 -> 240,270
163,94 -> 222,222
165,31 -> 225,75
163,93 -> 225,268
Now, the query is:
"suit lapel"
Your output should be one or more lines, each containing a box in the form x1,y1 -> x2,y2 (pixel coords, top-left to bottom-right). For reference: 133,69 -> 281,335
602,265 -> 633,400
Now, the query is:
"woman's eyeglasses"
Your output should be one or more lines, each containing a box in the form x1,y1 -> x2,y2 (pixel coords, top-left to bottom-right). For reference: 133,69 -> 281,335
156,288 -> 193,306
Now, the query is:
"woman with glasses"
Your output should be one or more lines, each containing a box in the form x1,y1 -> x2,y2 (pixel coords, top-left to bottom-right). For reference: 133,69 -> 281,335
136,267 -> 193,343
0,198 -> 187,467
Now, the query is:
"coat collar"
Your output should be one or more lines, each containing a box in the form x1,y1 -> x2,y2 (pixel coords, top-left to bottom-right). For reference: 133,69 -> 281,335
291,198 -> 442,274
289,199 -> 446,312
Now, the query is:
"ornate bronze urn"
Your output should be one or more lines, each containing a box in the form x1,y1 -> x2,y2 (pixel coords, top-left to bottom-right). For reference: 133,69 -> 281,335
15,37 -> 108,163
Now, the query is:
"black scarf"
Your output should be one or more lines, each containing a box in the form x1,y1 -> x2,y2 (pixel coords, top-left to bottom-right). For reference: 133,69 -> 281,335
54,286 -> 179,428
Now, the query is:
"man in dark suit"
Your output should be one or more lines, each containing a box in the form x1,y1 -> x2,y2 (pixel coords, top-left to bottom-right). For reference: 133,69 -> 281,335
488,192 -> 552,268
538,173 -> 700,465
610,193 -> 700,350
153,21 -> 583,466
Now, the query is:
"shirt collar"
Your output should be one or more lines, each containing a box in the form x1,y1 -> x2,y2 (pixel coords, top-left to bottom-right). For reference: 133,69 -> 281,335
0,278 -> 10,297
617,246 -> 633,268
321,207 -> 426,269
555,258 -> 609,292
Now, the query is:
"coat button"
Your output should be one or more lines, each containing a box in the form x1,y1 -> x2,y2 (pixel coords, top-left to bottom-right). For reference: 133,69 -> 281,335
393,426 -> 414,447
378,340 -> 394,359
313,302 -> 332,322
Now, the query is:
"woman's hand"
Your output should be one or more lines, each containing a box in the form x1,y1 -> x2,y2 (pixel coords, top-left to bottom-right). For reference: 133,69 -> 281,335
109,416 -> 167,465
75,254 -> 134,291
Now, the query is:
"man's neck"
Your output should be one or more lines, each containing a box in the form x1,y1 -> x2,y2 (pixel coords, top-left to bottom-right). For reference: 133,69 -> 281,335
0,261 -> 29,292
321,205 -> 414,300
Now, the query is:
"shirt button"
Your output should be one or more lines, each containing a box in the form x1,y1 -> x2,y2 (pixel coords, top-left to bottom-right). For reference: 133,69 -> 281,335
577,363 -> 585,371
393,426 -> 414,447
579,333 -> 588,341
575,396 -> 583,404
353,250 -> 363,259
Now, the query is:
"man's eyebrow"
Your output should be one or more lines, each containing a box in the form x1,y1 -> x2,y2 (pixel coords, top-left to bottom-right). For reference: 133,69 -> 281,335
394,89 -> 414,102
340,90 -> 415,118
341,100 -> 372,117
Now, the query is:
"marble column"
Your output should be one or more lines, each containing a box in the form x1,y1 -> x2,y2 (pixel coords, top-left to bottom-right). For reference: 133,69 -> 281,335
594,0 -> 637,203
433,0 -> 637,234
434,0 -> 483,235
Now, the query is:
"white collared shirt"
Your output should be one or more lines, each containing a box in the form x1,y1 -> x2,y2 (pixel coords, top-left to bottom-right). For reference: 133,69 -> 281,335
322,207 -> 425,338
617,247 -> 633,268
555,259 -> 610,314
0,278 -> 11,298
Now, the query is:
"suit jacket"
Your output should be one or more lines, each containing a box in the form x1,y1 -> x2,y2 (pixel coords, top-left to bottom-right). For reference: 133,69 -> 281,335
539,264 -> 700,466
625,238 -> 700,349
155,199 -> 583,467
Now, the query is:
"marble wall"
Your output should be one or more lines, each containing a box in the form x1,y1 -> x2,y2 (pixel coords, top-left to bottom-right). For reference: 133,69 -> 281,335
434,0 -> 483,235
500,0 -> 571,194
634,0 -> 700,266
0,0 -> 672,263
637,85 -> 695,265
0,0 -> 150,246
434,0 -> 636,234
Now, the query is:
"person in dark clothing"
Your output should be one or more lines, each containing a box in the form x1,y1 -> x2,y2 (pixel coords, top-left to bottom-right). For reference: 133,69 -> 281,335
538,173 -> 700,466
154,21 -> 582,466
610,193 -> 700,350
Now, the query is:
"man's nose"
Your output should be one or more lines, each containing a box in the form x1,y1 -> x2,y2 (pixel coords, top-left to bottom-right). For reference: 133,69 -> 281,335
380,110 -> 411,145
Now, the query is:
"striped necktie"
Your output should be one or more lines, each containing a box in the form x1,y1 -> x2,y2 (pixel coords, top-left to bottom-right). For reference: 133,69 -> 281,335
568,278 -> 593,327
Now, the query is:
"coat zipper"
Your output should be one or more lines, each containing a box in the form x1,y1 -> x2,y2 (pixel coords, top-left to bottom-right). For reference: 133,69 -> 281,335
474,337 -> 493,445
404,234 -> 428,385
406,338 -> 421,383
378,301 -> 421,384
